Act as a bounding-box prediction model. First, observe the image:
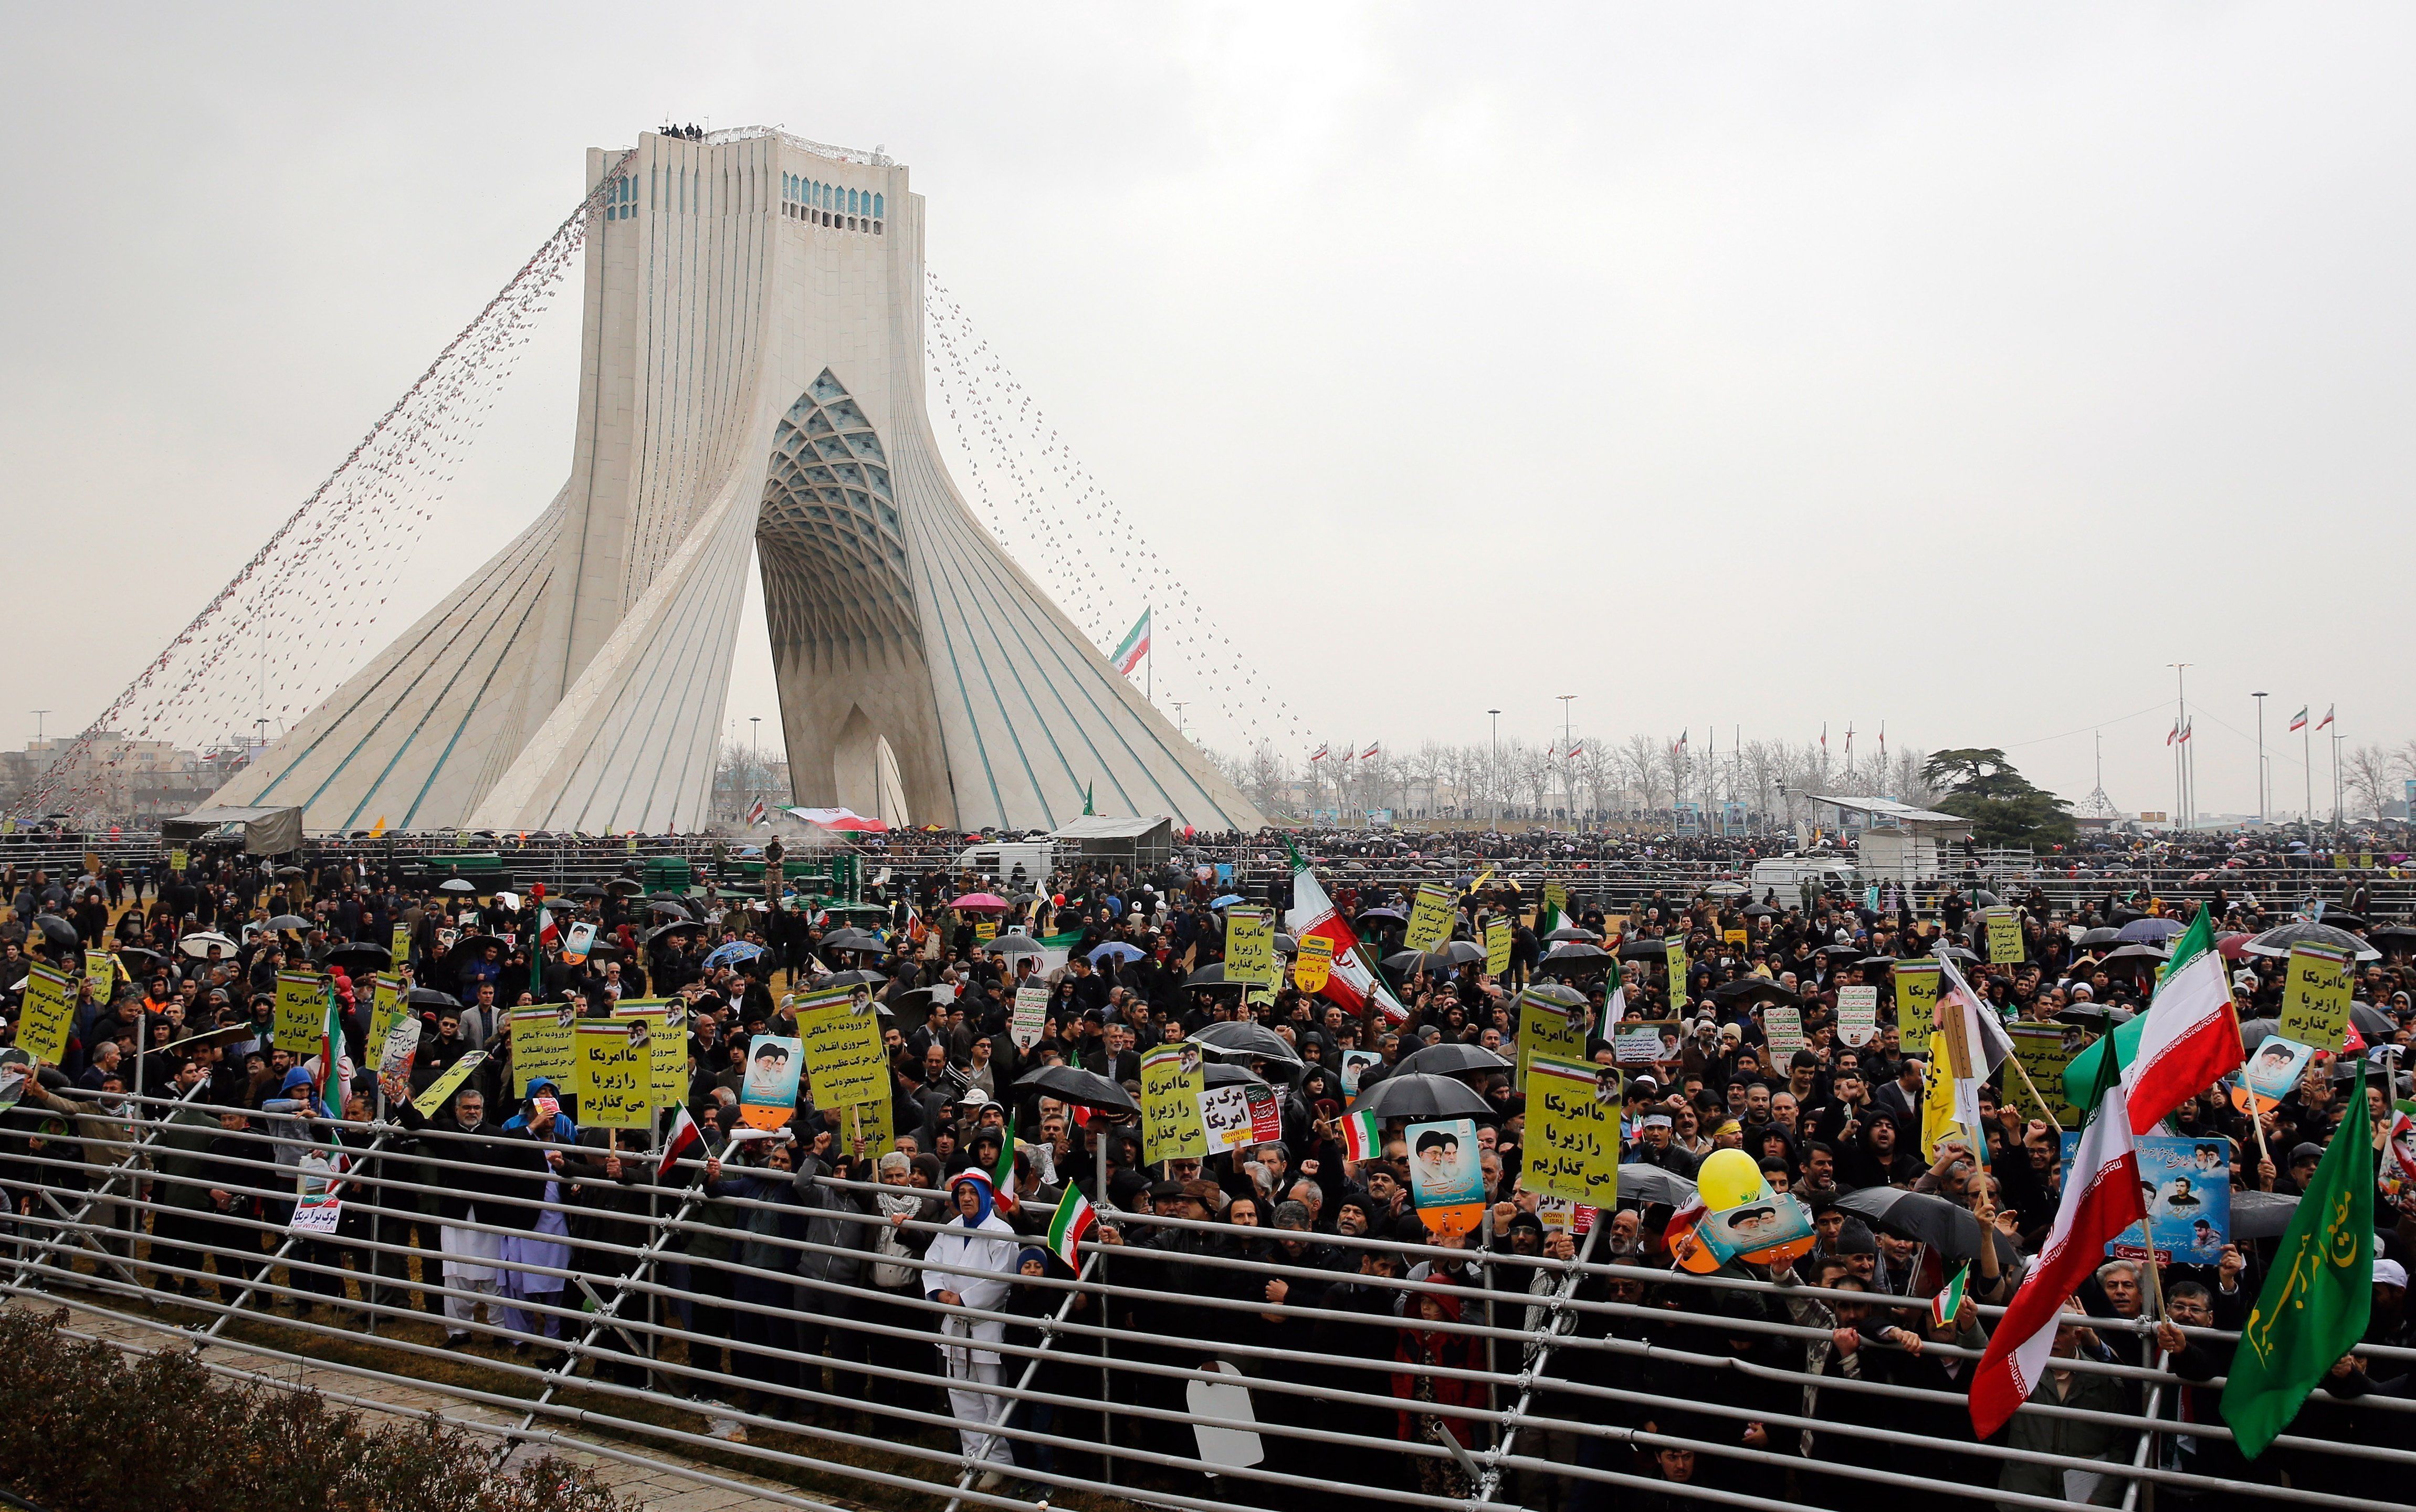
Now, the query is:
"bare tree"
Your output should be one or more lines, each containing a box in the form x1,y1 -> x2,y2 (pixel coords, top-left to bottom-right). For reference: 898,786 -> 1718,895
2343,742 -> 2396,820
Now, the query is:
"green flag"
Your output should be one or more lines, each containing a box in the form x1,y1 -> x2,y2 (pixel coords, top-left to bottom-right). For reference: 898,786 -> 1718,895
2063,908 -> 2217,1117
2221,1058 -> 2373,1459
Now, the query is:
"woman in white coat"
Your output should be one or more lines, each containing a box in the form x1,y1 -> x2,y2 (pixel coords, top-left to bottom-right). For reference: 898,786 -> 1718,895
924,1168 -> 1021,1480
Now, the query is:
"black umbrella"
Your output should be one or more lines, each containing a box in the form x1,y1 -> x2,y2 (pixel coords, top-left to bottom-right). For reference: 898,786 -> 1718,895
1520,981 -> 1588,1009
1816,943 -> 1862,959
2367,926 -> 2416,955
1857,956 -> 1898,972
1183,963 -> 1249,991
1618,938 -> 1672,961
1741,904 -> 1777,919
1202,1062 -> 1267,1089
275,865 -> 307,879
822,928 -> 887,953
1931,945 -> 1979,965
1543,925 -> 1601,943
1357,907 -> 1406,925
1273,934 -> 1298,957
1383,949 -> 1461,975
1834,1187 -> 2004,1264
405,986 -> 462,1009
648,899 -> 694,919
2076,926 -> 2124,948
1013,1064 -> 1138,1115
323,941 -> 392,975
1432,940 -> 1487,965
266,914 -> 312,932
2351,1002 -> 2397,1038
568,884 -> 607,900
1711,979 -> 1800,1010
814,969 -> 889,988
645,920 -> 703,943
2056,1004 -> 2119,1031
114,946 -> 169,976
1191,1020 -> 1304,1066
2236,1015 -> 2280,1049
1351,1072 -> 1495,1121
2230,1191 -> 2300,1241
2316,911 -> 2369,931
453,933 -> 507,957
605,877 -> 644,896
29,915 -> 79,951
1617,1164 -> 1699,1207
1542,942 -> 1610,964
1395,1043 -> 1513,1078
2243,921 -> 2379,962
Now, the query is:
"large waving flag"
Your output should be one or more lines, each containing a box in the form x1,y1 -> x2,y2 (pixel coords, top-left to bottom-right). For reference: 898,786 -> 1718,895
1282,839 -> 1410,1024
1111,607 -> 1151,676
1970,1037 -> 2147,1438
2063,910 -> 2241,1133
2223,1058 -> 2372,1457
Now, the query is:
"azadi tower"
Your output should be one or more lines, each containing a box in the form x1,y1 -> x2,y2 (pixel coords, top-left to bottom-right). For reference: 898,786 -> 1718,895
207,130 -> 1261,835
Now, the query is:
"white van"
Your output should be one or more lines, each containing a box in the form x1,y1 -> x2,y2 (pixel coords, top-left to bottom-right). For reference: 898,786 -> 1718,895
955,841 -> 1057,888
1748,856 -> 1857,899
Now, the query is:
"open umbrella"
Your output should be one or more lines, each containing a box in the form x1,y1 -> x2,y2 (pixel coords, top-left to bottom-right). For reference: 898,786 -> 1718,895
437,878 -> 478,894
1741,903 -> 1777,919
813,968 -> 889,989
2316,911 -> 2369,931
2230,1191 -> 2301,1241
644,919 -> 703,944
265,914 -> 312,932
2076,926 -> 2125,949
702,941 -> 766,970
324,942 -> 392,976
1202,1062 -> 1268,1089
1395,1043 -> 1513,1078
1210,894 -> 1246,909
2117,917 -> 2185,944
2102,943 -> 2169,966
1711,979 -> 1800,1010
113,946 -> 169,977
176,930 -> 237,958
452,933 -> 507,958
274,865 -> 307,879
1089,941 -> 1146,967
568,884 -> 607,901
1617,1164 -> 1699,1208
2350,1002 -> 2398,1038
1931,944 -> 1979,965
1013,1064 -> 1138,1116
405,986 -> 462,1009
1356,907 -> 1406,925
1273,934 -> 1298,957
821,928 -> 887,953
1701,882 -> 1747,898
647,900 -> 694,919
2242,921 -> 2380,962
1382,949 -> 1456,974
1183,963 -> 1248,990
1543,925 -> 1601,943
605,877 -> 644,896
1521,981 -> 1589,1009
985,933 -> 1044,957
1431,940 -> 1487,965
950,892 -> 1009,912
1191,1020 -> 1304,1066
29,915 -> 79,952
1857,956 -> 1898,972
1834,1187 -> 2007,1264
1617,938 -> 1672,961
1352,1072 -> 1494,1121
1817,943 -> 1863,959
1541,941 -> 1611,964
2367,926 -> 2416,956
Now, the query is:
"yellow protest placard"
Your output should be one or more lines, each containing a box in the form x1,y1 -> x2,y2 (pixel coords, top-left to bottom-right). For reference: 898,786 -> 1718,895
1724,928 -> 1748,949
364,974 -> 407,1068
509,1005 -> 579,1096
1517,988 -> 1587,1090
411,1050 -> 489,1117
2005,1024 -> 2083,1129
837,1094 -> 895,1161
274,972 -> 325,1054
1292,936 -> 1333,995
1894,960 -> 1941,1044
614,998 -> 689,1109
1920,1030 -> 1980,1163
973,919 -> 997,944
15,963 -> 77,1067
168,847 -> 189,873
1484,917 -> 1512,976
1405,886 -> 1456,954
1544,883 -> 1568,921
391,923 -> 412,967
797,992 -> 887,1109
1224,906 -> 1276,989
574,1021 -> 651,1130
84,950 -> 114,1002
1665,940 -> 1689,1012
1140,1042 -> 1207,1163
1983,907 -> 2024,965
1524,1053 -> 1622,1207
2279,942 -> 2355,1053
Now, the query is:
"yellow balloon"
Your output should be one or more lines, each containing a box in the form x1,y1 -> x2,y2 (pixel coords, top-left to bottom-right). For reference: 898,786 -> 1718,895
1695,1148 -> 1765,1212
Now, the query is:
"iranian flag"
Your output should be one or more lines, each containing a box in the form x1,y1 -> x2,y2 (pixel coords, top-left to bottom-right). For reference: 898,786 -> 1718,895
1932,1262 -> 1971,1328
1282,839 -> 1411,1024
1111,607 -> 1151,675
658,1106 -> 703,1180
2065,911 -> 2242,1135
1338,1108 -> 1381,1160
313,982 -> 346,1121
1046,1184 -> 1098,1271
1970,1038 -> 2147,1439
991,1113 -> 1020,1215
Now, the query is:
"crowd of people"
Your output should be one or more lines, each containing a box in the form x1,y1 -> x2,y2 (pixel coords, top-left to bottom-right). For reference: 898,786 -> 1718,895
0,835 -> 2411,1511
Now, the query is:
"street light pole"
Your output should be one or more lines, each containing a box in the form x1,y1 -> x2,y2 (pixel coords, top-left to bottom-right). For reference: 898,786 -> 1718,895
1488,710 -> 1501,830
749,716 -> 762,817
1557,695 -> 1576,825
2168,664 -> 2191,830
2252,692 -> 2267,826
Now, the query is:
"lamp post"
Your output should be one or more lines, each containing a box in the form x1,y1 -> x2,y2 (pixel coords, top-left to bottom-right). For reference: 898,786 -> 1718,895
749,716 -> 762,816
1557,694 -> 1577,824
1488,710 -> 1501,830
2252,692 -> 2267,826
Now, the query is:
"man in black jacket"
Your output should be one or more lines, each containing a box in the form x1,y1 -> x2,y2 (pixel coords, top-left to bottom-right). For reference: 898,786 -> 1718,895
386,1076 -> 547,1346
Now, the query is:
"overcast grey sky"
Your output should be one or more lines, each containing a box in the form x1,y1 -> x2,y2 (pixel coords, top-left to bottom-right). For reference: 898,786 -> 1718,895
5,4 -> 2411,821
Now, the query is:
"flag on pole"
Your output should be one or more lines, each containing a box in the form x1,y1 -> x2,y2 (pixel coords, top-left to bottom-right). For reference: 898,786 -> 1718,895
1969,1035 -> 2147,1438
1283,838 -> 1411,1024
1310,744 -> 1329,763
744,796 -> 766,826
1082,781 -> 1094,817
1929,949 -> 2016,1133
1565,741 -> 1584,761
314,983 -> 345,1122
2316,704 -> 2335,731
991,1113 -> 1020,1214
2167,721 -> 2179,747
2222,1058 -> 2373,1458
658,1106 -> 703,1179
1338,1108 -> 1381,1160
2062,911 -> 2242,1133
1111,607 -> 1151,675
1046,1184 -> 1098,1271
1932,1262 -> 1971,1329
1361,742 -> 1379,760
2181,719 -> 2193,743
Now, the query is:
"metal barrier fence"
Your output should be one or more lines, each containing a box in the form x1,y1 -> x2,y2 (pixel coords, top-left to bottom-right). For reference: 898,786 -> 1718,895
4,1084 -> 2410,1512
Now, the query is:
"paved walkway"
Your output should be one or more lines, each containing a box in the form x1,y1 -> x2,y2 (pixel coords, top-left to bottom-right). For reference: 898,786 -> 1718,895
6,1296 -> 835,1512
